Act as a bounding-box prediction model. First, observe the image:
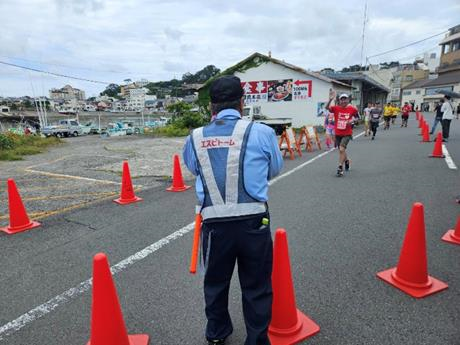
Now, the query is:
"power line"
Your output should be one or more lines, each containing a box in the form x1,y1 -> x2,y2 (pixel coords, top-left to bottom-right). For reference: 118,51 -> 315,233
367,30 -> 447,59
0,54 -> 163,76
0,60 -> 111,85
0,55 -> 125,74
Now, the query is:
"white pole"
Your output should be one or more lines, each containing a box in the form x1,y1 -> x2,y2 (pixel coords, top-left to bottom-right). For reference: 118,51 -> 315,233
42,98 -> 48,126
34,98 -> 42,128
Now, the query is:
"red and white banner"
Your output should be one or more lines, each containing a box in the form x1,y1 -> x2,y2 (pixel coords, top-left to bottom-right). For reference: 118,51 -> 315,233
241,81 -> 268,104
292,80 -> 312,100
241,79 -> 312,103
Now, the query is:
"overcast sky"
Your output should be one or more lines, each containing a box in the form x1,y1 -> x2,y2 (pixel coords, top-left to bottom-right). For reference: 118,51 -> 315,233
1,0 -> 459,97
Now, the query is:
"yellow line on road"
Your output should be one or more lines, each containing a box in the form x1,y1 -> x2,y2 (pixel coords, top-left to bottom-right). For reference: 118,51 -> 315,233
0,189 -> 141,221
24,168 -> 122,185
22,191 -> 117,201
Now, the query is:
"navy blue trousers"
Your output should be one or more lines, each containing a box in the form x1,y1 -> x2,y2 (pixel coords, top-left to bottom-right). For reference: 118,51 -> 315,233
202,213 -> 273,345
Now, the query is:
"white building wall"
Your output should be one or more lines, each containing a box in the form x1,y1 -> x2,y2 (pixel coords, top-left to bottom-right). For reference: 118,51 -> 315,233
401,88 -> 425,108
235,62 -> 345,127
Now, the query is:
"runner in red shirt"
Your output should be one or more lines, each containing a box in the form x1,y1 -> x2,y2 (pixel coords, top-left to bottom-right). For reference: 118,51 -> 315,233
401,102 -> 411,127
326,90 -> 359,177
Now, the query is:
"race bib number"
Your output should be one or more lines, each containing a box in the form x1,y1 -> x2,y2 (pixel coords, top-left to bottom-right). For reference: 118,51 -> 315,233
337,119 -> 348,130
372,113 -> 379,119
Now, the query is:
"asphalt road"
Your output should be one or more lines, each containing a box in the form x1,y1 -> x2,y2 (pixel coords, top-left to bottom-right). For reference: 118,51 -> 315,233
0,115 -> 459,345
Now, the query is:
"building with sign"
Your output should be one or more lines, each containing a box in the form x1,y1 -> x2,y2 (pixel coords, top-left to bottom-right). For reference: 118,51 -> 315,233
401,24 -> 460,111
199,52 -> 352,127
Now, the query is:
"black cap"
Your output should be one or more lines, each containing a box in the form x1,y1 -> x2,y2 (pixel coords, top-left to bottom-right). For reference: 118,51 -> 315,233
209,75 -> 244,103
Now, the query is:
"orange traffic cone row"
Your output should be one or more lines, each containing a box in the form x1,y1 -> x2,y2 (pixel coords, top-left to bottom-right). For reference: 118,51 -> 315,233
114,161 -> 142,205
421,124 -> 430,142
377,202 -> 448,298
87,253 -> 149,345
166,154 -> 191,192
418,121 -> 424,135
429,132 -> 445,158
0,179 -> 40,234
442,217 -> 460,245
269,229 -> 319,344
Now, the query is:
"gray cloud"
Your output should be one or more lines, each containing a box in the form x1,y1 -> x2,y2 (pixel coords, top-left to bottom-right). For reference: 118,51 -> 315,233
164,27 -> 184,41
55,0 -> 106,14
0,0 -> 459,96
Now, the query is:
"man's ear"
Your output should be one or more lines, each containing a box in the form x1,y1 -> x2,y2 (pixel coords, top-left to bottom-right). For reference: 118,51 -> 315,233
239,98 -> 244,113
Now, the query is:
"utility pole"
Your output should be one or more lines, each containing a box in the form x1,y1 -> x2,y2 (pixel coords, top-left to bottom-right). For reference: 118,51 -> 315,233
360,0 -> 368,69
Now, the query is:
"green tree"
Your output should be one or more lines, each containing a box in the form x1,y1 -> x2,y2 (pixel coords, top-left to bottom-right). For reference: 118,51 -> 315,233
22,99 -> 32,109
100,84 -> 121,98
167,102 -> 206,128
182,65 -> 220,84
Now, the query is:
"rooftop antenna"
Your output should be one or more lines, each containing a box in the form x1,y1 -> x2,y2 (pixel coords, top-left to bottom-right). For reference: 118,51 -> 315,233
360,0 -> 368,69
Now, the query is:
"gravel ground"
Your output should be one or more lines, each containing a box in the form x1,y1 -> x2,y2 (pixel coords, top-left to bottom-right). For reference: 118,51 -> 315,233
0,134 -> 191,224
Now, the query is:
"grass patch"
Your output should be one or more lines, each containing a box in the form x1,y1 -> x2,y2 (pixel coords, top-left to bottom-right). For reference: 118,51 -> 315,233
0,133 -> 62,161
144,125 -> 190,137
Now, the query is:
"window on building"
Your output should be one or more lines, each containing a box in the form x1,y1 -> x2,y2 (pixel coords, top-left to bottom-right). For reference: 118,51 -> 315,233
402,90 -> 412,96
425,86 -> 453,95
453,41 -> 460,52
443,44 -> 451,54
416,90 -> 421,95
405,75 -> 413,82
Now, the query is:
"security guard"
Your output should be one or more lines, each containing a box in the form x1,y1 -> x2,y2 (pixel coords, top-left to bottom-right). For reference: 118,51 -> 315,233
183,75 -> 283,345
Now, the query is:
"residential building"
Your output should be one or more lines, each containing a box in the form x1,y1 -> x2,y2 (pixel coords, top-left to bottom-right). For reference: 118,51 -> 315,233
438,25 -> 460,75
199,52 -> 352,127
401,24 -> 460,111
49,85 -> 85,101
400,79 -> 432,110
422,52 -> 440,73
127,87 -> 148,110
120,80 -> 150,97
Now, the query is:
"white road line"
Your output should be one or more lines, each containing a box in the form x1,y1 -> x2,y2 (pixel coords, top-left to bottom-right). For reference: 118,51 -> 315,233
0,224 -> 194,340
442,145 -> 458,170
0,129 -> 365,340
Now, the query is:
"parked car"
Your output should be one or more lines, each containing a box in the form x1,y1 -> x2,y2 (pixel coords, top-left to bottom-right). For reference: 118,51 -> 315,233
42,119 -> 83,138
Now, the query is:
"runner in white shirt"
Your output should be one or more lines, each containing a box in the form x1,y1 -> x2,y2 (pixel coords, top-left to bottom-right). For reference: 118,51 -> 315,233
363,103 -> 372,136
440,95 -> 454,142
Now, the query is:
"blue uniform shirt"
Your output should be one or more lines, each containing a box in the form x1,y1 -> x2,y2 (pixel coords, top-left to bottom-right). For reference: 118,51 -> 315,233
183,109 -> 283,205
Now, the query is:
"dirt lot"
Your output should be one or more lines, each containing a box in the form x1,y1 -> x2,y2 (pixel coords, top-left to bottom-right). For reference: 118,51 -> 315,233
0,134 -> 191,225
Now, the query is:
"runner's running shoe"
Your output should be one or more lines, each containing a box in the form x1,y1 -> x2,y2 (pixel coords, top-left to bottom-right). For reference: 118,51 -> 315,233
344,160 -> 350,171
336,166 -> 344,177
208,339 -> 226,345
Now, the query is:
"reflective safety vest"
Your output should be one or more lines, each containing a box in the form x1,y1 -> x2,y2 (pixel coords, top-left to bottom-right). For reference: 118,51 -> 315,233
191,119 -> 267,221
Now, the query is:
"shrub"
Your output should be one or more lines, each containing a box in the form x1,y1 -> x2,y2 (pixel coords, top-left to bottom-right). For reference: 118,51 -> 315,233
0,134 -> 61,161
152,125 -> 190,137
0,134 -> 16,150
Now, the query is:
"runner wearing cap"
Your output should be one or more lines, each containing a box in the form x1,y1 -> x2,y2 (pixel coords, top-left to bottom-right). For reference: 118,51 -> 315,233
326,90 -> 359,177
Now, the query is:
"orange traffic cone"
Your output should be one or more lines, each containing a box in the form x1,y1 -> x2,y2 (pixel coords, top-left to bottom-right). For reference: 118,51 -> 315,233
377,203 -> 448,298
442,217 -> 460,245
429,132 -> 445,158
87,253 -> 149,345
0,179 -> 40,234
166,154 -> 191,192
418,121 -> 424,134
421,124 -> 430,142
269,229 -> 319,344
114,161 -> 142,205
